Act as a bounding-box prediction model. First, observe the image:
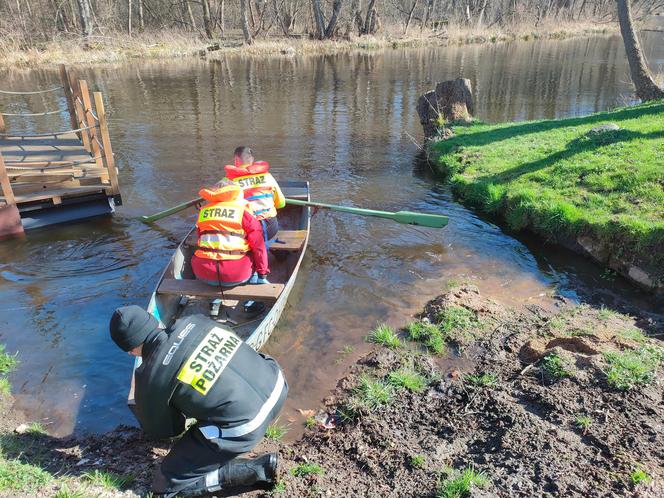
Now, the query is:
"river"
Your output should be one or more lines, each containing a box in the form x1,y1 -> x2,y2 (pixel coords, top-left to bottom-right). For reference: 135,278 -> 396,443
0,31 -> 662,436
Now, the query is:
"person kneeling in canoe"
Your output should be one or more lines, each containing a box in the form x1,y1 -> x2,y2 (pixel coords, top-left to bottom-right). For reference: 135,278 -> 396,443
191,181 -> 269,315
225,146 -> 285,244
110,305 -> 287,497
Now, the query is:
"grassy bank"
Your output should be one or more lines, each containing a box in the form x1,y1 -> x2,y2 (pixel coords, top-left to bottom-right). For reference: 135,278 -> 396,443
0,284 -> 662,496
0,21 -> 611,69
277,285 -> 664,496
431,100 -> 664,291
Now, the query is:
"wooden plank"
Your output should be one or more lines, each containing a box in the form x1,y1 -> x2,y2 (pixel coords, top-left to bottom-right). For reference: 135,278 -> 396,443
78,81 -> 106,180
4,185 -> 107,204
158,279 -> 284,303
271,230 -> 307,251
282,186 -> 308,199
0,151 -> 16,204
73,92 -> 92,153
93,92 -> 120,196
59,65 -> 78,131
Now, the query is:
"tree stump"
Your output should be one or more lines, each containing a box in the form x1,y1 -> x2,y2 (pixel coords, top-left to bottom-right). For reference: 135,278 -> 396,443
417,78 -> 474,139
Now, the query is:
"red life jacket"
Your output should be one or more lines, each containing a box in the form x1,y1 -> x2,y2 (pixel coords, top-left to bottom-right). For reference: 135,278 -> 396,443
224,161 -> 279,220
195,184 -> 252,261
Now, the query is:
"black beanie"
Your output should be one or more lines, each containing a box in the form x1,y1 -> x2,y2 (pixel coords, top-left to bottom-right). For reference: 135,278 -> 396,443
109,305 -> 159,352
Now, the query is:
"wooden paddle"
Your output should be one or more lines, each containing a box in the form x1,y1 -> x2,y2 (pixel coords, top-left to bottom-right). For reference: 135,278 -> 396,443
285,198 -> 448,228
139,197 -> 203,223
140,197 -> 448,229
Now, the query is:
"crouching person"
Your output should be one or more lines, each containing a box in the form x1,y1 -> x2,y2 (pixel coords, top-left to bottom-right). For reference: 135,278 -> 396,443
109,305 -> 287,497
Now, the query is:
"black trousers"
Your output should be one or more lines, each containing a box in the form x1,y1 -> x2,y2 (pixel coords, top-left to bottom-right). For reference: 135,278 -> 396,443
261,216 -> 279,242
152,385 -> 287,497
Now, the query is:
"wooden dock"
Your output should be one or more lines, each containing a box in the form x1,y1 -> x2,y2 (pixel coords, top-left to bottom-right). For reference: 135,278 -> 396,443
0,66 -> 121,238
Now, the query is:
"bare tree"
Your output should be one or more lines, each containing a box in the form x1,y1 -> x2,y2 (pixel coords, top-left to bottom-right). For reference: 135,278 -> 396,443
311,0 -> 343,39
128,0 -> 133,35
202,0 -> 214,38
240,0 -> 254,43
76,0 -> 93,36
616,0 -> 663,101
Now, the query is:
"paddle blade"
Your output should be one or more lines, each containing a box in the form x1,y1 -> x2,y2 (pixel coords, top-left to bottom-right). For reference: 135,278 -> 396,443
393,211 -> 449,228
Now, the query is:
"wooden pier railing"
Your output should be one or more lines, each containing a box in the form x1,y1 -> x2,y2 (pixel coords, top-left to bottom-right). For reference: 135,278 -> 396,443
0,65 -> 121,236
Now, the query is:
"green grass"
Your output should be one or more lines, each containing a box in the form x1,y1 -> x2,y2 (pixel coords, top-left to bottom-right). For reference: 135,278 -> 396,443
575,415 -> 592,431
0,458 -> 51,492
541,353 -> 573,379
0,346 -> 18,376
290,463 -> 324,477
82,469 -> 134,489
410,454 -> 425,468
437,307 -> 477,335
388,368 -> 428,393
305,416 -> 317,429
437,465 -> 489,498
617,328 -> 647,344
0,378 -> 11,396
54,485 -> 86,498
265,421 -> 289,441
464,373 -> 498,388
26,422 -> 46,435
432,101 -> 664,282
347,375 -> 394,414
630,467 -> 651,486
268,481 -> 287,494
367,324 -> 402,349
407,321 -> 446,355
604,346 -> 663,390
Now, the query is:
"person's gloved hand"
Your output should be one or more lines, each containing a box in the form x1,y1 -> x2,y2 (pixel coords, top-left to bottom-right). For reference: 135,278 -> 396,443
249,272 -> 270,284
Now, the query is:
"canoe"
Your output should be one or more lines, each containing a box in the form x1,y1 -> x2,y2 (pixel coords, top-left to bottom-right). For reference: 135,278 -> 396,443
127,180 -> 310,409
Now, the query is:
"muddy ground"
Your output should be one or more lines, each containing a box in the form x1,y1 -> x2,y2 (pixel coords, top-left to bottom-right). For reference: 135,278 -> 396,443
3,286 -> 663,497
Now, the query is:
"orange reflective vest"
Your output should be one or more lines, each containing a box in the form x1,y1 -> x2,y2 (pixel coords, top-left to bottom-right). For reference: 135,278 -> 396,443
195,185 -> 252,261
224,161 -> 285,221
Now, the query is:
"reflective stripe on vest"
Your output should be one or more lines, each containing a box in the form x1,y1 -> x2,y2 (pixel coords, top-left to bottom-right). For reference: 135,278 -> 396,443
195,200 -> 250,261
232,173 -> 277,220
198,370 -> 285,439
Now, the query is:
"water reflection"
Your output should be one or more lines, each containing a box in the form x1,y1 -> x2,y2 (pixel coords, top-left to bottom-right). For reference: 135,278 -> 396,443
0,32 -> 662,436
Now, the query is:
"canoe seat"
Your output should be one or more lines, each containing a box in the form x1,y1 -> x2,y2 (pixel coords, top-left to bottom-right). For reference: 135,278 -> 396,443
271,230 -> 306,252
282,186 -> 309,200
158,279 -> 284,303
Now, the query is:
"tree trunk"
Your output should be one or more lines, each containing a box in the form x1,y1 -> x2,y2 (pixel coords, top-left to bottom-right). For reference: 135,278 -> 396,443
240,0 -> 254,43
404,0 -> 419,35
76,0 -> 92,37
311,0 -> 326,39
616,0 -> 664,101
202,0 -> 214,38
128,0 -> 133,35
324,0 -> 343,38
184,0 -> 197,29
138,0 -> 144,30
363,0 -> 376,33
220,0 -> 225,35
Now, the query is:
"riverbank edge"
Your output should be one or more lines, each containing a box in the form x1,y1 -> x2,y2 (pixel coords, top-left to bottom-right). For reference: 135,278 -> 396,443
1,22 -> 613,69
427,101 -> 664,294
0,285 -> 662,496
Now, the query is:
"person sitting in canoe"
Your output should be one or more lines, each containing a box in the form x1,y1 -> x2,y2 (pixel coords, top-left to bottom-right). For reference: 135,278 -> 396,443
224,146 -> 285,244
191,181 -> 269,313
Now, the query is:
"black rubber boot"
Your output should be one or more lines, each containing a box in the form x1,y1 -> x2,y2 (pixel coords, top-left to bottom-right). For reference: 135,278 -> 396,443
218,453 -> 279,488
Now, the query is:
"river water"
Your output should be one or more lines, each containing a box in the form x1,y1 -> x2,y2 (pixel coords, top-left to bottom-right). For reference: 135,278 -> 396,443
1,31 -> 663,436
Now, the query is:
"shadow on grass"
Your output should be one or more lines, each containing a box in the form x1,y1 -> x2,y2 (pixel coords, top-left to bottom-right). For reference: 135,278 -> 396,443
0,426 -> 159,496
447,100 -> 664,150
0,427 -> 276,497
477,128 -> 664,185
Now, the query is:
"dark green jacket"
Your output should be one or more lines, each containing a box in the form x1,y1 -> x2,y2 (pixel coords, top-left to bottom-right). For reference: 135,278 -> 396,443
134,314 -> 286,449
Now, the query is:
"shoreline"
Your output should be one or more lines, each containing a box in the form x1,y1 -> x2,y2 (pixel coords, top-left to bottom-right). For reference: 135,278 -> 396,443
1,22 -> 614,70
428,100 -> 664,294
0,284 -> 662,496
